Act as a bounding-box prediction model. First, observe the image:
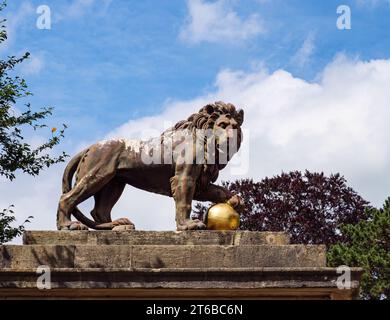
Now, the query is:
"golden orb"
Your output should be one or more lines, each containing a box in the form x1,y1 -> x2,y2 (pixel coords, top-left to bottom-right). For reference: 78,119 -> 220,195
206,203 -> 240,230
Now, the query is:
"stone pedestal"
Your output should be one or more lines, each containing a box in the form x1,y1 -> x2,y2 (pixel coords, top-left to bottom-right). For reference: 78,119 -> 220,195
0,231 -> 362,299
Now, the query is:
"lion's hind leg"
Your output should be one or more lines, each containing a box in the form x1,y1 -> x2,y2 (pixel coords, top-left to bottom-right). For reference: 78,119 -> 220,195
57,167 -> 116,230
91,179 -> 135,230
91,179 -> 125,223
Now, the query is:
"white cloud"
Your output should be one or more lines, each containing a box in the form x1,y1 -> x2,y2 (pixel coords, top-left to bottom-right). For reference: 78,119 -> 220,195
56,0 -> 112,21
180,0 -> 264,44
3,55 -> 390,243
291,33 -> 315,67
66,0 -> 95,18
20,54 -> 44,75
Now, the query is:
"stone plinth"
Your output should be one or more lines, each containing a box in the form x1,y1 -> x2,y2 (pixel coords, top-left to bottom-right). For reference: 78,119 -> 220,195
0,231 -> 362,299
23,230 -> 290,246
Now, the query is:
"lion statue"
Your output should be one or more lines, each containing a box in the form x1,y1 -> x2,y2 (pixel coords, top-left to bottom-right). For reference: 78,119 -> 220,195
57,101 -> 244,231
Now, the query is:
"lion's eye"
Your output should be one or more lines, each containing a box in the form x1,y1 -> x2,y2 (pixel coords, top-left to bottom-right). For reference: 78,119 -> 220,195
220,122 -> 228,129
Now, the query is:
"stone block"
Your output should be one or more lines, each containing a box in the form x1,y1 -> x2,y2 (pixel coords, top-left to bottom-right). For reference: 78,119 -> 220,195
23,230 -> 290,246
0,245 -> 75,269
0,244 -> 325,269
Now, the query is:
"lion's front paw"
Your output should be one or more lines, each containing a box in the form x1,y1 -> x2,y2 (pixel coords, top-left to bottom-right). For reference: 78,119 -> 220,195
227,195 -> 244,212
177,219 -> 207,231
60,221 -> 88,231
112,217 -> 135,229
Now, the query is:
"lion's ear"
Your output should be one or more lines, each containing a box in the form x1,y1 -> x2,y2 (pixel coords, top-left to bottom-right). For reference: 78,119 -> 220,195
237,109 -> 244,126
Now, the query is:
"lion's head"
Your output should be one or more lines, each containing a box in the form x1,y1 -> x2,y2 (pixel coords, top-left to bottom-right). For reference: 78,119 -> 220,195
165,101 -> 244,168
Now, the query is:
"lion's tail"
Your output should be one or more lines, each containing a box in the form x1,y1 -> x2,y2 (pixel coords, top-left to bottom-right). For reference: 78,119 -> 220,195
60,149 -> 110,230
62,150 -> 85,194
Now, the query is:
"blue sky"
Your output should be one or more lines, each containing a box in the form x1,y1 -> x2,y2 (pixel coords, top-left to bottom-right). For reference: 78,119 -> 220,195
4,0 -> 390,143
2,0 -> 390,232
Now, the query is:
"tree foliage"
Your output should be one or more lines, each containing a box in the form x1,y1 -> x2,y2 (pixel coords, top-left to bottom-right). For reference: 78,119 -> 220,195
0,206 -> 32,244
328,199 -> 390,300
195,171 -> 369,246
0,4 -> 67,181
0,1 -> 67,243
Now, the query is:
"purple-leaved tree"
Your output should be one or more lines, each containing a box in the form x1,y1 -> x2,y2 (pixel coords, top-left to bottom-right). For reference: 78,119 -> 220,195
195,171 -> 369,246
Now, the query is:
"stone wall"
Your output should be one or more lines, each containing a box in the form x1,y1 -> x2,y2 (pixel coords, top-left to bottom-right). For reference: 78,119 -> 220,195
0,231 -> 362,299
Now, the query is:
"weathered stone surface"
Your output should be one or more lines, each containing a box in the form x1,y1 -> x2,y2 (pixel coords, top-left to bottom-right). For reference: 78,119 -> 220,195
0,267 -> 363,299
0,245 -> 75,269
0,230 -> 361,299
23,230 -> 290,246
0,244 -> 325,269
131,245 -> 326,268
74,246 -> 132,269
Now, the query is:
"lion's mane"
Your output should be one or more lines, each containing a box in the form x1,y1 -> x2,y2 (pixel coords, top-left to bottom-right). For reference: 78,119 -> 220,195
167,101 -> 244,133
165,101 -> 244,193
